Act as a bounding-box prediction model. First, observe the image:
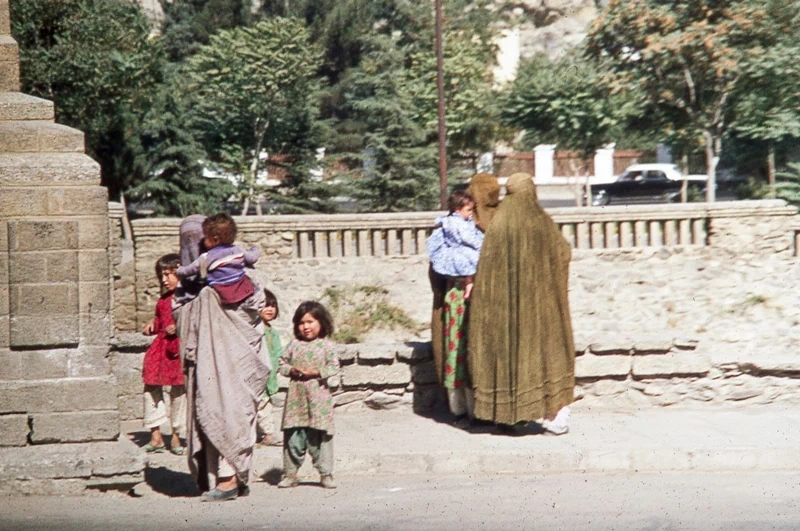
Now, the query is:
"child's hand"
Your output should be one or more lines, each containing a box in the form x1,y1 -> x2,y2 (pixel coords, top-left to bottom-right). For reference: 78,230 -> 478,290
165,324 -> 177,336
464,282 -> 474,301
142,319 -> 156,336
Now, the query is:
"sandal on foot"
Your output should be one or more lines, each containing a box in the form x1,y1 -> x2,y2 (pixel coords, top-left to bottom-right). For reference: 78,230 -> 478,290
143,444 -> 166,453
200,487 -> 238,502
170,445 -> 185,456
277,475 -> 299,488
320,475 -> 337,489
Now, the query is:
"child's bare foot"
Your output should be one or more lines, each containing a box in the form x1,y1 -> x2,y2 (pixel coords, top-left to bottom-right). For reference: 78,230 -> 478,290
145,428 -> 166,452
259,434 -> 282,447
170,433 -> 184,455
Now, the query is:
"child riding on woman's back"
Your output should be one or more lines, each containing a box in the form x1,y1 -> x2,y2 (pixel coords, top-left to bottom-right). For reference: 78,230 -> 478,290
176,213 -> 260,307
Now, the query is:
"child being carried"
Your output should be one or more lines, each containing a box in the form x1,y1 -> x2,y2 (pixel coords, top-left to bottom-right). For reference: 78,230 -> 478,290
177,213 -> 260,305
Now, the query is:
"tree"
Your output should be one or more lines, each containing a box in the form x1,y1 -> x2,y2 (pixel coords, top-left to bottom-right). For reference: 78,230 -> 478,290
501,54 -> 646,205
126,77 -> 234,217
338,34 -> 439,212
732,42 -> 800,196
328,0 -> 503,210
586,0 -> 794,201
182,18 -> 323,214
159,0 -> 253,62
12,0 -> 163,199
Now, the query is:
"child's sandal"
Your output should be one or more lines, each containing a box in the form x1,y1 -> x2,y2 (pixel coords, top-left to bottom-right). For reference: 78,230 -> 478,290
144,444 -> 166,453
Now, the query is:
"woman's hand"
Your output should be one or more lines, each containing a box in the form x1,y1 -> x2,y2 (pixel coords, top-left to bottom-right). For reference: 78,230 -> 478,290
464,282 -> 474,301
165,324 -> 177,336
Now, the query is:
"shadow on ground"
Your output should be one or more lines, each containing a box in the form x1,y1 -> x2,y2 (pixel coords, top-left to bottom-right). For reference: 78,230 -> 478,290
145,466 -> 200,498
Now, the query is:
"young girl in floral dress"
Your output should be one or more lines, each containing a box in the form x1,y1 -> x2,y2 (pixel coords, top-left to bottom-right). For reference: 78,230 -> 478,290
277,301 -> 340,489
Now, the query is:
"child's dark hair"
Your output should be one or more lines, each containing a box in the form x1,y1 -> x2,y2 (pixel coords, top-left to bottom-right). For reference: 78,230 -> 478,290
263,288 -> 280,318
292,301 -> 334,340
202,213 -> 237,245
448,190 -> 475,214
155,253 -> 181,279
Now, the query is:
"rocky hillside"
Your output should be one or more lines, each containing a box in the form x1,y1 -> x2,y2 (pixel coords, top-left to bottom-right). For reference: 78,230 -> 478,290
497,0 -> 605,61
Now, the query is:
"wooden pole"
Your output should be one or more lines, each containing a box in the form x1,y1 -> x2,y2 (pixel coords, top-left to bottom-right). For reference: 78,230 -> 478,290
434,0 -> 448,209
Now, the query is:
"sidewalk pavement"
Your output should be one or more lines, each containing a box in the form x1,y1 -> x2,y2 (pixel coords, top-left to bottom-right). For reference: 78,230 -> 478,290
132,404 -> 800,486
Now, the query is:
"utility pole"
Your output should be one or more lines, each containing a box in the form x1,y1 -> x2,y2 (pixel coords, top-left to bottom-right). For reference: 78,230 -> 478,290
434,0 -> 448,209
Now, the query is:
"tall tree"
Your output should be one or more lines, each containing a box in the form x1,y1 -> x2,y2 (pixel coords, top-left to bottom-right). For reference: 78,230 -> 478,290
339,34 -> 439,212
159,0 -> 253,62
12,0 -> 163,199
732,41 -> 800,196
182,18 -> 324,214
127,75 -> 235,217
586,0 -> 794,201
501,54 -> 647,204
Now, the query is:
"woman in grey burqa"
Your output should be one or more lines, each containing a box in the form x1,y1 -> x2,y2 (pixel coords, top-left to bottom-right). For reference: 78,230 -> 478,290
173,215 -> 271,502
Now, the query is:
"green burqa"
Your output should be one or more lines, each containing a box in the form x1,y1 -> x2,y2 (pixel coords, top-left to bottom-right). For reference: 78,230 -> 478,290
467,173 -> 575,424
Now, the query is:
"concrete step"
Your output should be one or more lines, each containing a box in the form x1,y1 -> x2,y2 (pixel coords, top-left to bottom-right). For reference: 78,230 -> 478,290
0,92 -> 54,122
0,121 -> 84,153
0,152 -> 100,187
0,438 -> 146,495
0,34 -> 19,91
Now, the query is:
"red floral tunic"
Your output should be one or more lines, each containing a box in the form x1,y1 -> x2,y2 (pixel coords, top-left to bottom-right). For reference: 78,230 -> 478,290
142,293 -> 184,386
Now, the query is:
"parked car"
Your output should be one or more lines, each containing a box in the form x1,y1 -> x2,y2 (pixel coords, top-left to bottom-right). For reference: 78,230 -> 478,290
588,164 -> 707,206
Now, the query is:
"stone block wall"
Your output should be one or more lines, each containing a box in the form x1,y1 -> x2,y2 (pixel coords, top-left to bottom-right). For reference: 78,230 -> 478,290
110,331 -> 800,425
0,6 -> 143,494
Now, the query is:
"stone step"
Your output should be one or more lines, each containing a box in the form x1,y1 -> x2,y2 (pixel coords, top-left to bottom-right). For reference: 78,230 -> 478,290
0,438 -> 145,495
0,92 -> 54,122
0,152 -> 100,187
0,34 -> 19,91
0,121 -> 84,153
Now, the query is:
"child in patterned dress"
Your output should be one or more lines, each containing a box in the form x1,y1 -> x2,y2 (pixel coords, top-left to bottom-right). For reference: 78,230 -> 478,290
277,301 -> 340,489
256,289 -> 284,447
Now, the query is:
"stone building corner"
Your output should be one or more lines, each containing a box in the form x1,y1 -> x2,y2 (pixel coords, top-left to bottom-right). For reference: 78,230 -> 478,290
0,0 -> 144,495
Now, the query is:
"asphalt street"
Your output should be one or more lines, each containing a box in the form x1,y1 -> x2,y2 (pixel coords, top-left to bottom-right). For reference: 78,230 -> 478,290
3,472 -> 800,531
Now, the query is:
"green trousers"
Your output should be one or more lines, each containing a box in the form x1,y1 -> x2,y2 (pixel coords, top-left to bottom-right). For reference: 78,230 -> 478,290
283,428 -> 334,476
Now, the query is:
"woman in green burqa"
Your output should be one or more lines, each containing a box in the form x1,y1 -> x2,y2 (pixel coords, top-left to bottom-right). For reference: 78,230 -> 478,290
467,173 -> 575,432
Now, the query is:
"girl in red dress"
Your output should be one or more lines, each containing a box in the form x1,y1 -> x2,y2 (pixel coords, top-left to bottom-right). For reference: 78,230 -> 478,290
141,254 -> 186,454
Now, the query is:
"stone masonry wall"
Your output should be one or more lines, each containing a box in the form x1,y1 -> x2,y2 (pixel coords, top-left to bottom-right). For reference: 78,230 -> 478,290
0,3 -> 143,494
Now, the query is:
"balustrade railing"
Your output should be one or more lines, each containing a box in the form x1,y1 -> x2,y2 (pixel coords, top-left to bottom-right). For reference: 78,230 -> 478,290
130,200 -> 798,259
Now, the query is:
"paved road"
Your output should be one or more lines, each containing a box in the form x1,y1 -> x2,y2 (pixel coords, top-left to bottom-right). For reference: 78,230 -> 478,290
3,472 -> 800,530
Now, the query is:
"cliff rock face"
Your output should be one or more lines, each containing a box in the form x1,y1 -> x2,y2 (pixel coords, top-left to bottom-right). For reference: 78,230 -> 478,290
499,0 -> 604,61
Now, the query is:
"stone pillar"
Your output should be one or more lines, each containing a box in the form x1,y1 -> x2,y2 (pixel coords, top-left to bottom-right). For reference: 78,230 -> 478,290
0,2 -> 143,495
534,144 -> 556,183
593,143 -> 616,182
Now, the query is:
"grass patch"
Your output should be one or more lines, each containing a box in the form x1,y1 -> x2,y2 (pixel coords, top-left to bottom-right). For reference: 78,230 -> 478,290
321,285 -> 424,344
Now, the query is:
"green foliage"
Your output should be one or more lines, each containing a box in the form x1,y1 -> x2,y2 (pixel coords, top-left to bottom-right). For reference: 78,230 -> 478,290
775,163 -> 800,207
321,285 -> 423,344
159,0 -> 253,62
338,34 -> 439,212
501,54 -> 646,155
330,0 -> 502,211
126,77 -> 234,217
586,0 -> 796,197
182,18 -> 325,213
12,0 -> 163,199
